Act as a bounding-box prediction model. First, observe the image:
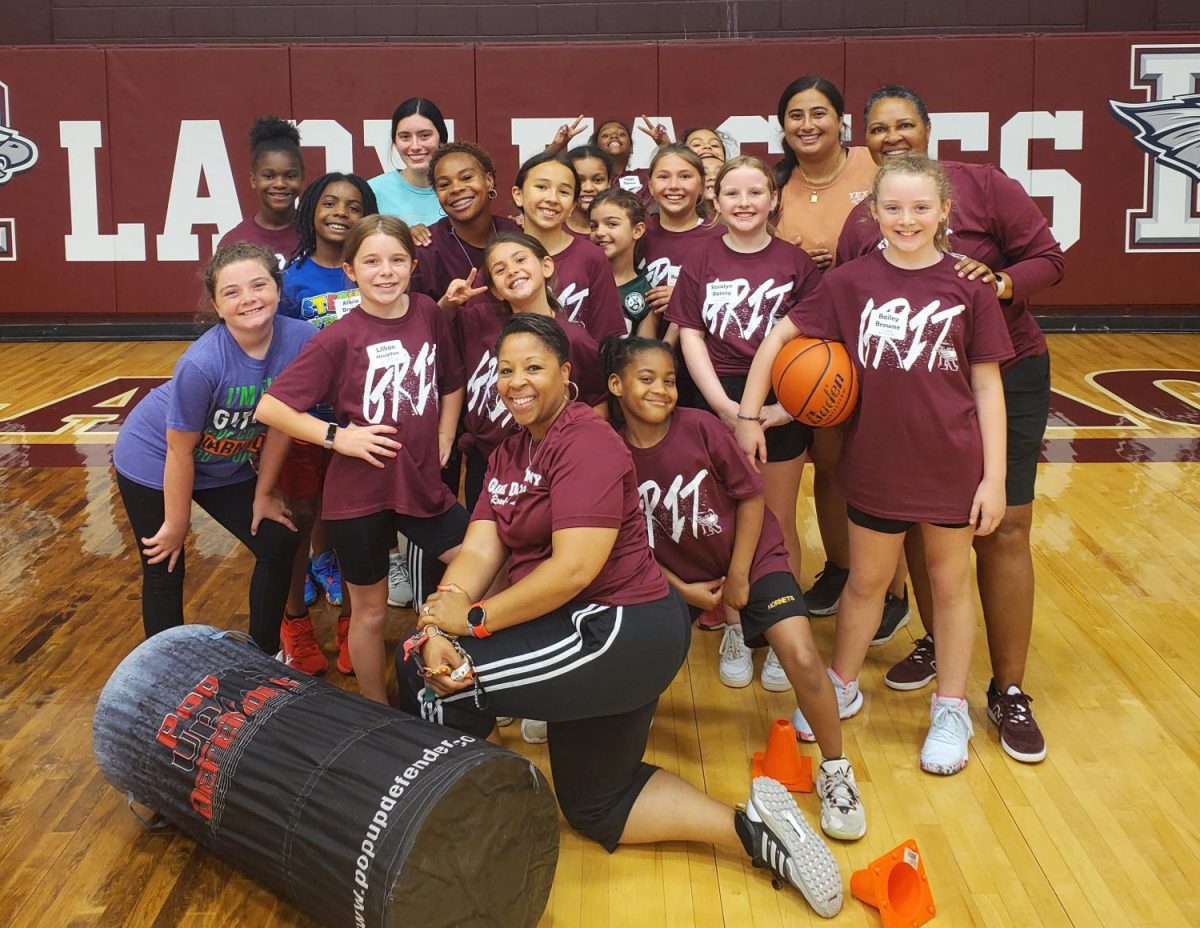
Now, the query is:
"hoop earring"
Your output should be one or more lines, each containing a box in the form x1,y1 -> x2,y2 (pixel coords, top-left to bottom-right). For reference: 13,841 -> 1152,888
566,380 -> 580,403
487,188 -> 497,200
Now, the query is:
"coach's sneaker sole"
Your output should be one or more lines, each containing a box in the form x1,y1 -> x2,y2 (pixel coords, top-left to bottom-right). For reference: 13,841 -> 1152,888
737,777 -> 843,917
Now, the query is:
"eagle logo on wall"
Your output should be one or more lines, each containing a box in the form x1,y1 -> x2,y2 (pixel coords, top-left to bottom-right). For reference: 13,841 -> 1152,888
1109,93 -> 1200,183
0,81 -> 39,185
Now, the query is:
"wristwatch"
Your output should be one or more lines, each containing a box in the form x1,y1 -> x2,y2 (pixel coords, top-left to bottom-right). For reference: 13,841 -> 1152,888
323,422 -> 338,450
467,601 -> 491,638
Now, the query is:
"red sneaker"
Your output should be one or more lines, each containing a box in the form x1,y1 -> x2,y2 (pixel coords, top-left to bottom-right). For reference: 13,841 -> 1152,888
336,616 -> 354,675
278,614 -> 328,676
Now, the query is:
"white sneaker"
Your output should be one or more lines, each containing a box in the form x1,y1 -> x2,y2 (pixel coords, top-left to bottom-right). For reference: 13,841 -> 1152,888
920,695 -> 973,775
760,647 -> 791,692
792,668 -> 863,743
495,716 -> 514,727
816,757 -> 866,841
387,551 -> 413,607
521,718 -> 548,743
718,625 -> 754,688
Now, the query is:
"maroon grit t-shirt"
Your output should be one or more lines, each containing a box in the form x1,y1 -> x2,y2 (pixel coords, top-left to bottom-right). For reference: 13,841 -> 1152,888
637,214 -> 725,289
411,215 -> 521,303
217,217 -> 300,271
836,161 -> 1062,370
666,235 -> 822,376
455,298 -> 607,458
789,250 -> 1014,524
470,402 -> 667,605
549,236 -> 627,340
622,407 -> 792,585
266,293 -> 465,520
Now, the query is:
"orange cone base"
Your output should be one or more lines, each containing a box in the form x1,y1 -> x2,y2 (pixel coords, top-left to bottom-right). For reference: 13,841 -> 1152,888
750,718 -> 813,792
850,839 -> 936,928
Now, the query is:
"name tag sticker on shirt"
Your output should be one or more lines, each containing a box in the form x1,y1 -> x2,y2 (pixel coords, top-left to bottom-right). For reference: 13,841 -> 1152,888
333,290 -> 361,319
366,339 -> 406,366
706,280 -> 738,304
618,175 -> 643,192
866,302 -> 909,340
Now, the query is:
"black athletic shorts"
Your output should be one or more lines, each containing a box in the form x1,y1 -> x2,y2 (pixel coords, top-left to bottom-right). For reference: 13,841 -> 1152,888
847,504 -> 970,534
1002,351 -> 1050,507
691,374 -> 812,462
687,571 -> 809,649
326,504 -> 469,586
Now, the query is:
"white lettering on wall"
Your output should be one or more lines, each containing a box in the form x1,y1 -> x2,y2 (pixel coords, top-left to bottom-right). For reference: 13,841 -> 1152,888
155,120 -> 241,261
1000,111 -> 1083,251
60,120 -> 145,261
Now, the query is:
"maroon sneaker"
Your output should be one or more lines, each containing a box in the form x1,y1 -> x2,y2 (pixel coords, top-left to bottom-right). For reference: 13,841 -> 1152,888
987,681 -> 1047,763
883,634 -> 936,691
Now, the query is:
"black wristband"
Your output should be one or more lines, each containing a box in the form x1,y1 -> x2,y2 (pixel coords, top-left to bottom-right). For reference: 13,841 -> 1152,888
736,413 -> 760,422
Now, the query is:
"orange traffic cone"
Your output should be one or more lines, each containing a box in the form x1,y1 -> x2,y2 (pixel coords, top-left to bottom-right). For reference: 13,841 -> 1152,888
850,839 -> 936,928
750,718 -> 813,791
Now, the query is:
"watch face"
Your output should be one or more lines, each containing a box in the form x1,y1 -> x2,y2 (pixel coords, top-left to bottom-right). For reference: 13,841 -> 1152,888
468,606 -> 485,627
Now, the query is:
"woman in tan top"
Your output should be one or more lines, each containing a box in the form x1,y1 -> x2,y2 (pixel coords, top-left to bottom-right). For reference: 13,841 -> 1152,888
772,75 -> 876,272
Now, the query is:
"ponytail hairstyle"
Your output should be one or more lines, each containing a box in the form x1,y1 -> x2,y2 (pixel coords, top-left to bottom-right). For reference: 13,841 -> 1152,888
495,311 -> 570,366
598,333 -> 674,424
648,143 -> 713,222
565,144 -> 615,182
713,155 -> 779,214
341,214 -> 416,268
482,231 -> 564,313
291,173 -> 378,263
871,153 -> 953,253
388,97 -> 449,169
587,187 -> 647,263
514,150 -> 581,201
249,115 -> 304,175
773,75 -> 847,189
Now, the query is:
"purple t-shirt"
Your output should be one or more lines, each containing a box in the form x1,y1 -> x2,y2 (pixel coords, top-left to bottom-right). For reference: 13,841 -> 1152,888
637,214 -> 724,289
836,160 -> 1062,370
266,295 -> 465,520
471,402 -> 667,605
549,236 -> 627,340
217,217 -> 299,272
623,408 -> 792,585
411,215 -> 521,302
456,299 -> 607,459
113,317 -> 315,490
788,250 -> 1014,523
666,236 -> 822,376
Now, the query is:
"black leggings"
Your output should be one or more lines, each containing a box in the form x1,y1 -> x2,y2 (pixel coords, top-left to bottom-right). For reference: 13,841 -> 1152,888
116,472 -> 299,653
396,592 -> 691,851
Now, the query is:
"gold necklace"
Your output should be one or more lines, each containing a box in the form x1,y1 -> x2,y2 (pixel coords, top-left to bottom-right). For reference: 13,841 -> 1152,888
797,149 -> 849,203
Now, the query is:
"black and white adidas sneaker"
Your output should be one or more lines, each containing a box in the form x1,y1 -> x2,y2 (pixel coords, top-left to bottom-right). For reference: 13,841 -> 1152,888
735,777 -> 843,918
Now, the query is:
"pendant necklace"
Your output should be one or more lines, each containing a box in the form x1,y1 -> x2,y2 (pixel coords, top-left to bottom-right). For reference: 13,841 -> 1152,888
798,148 -> 849,203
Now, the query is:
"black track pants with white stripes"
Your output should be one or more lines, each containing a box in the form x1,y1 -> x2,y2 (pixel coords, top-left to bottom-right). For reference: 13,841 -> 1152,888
396,592 -> 692,850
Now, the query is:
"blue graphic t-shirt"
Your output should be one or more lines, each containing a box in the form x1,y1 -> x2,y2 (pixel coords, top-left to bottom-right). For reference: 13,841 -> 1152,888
113,317 -> 315,490
280,256 -> 361,328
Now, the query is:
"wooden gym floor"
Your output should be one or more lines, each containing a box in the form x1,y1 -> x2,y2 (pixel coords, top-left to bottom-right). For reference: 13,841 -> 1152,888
0,333 -> 1198,927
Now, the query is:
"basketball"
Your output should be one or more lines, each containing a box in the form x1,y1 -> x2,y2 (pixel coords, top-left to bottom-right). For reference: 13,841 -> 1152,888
771,336 -> 859,428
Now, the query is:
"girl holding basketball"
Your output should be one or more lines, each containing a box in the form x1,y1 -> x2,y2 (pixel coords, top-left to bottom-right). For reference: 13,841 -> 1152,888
257,215 -> 468,704
665,156 -> 821,690
511,151 -> 626,340
736,154 -> 1013,774
605,334 -> 866,841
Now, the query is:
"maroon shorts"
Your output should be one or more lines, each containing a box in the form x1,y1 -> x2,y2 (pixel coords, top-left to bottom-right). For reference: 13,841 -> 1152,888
276,439 -> 329,500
